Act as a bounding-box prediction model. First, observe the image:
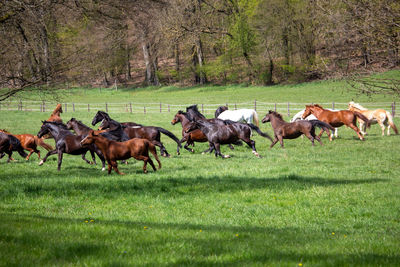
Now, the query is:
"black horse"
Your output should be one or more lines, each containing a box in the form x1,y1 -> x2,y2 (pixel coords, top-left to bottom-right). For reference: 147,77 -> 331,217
215,106 -> 229,118
185,119 -> 273,158
37,121 -> 106,171
92,111 -> 181,157
0,132 -> 28,162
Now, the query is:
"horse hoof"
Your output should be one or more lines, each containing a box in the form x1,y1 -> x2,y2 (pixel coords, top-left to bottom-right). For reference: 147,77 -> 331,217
102,167 -> 105,171
191,149 -> 194,153
39,160 -> 44,166
223,155 -> 231,158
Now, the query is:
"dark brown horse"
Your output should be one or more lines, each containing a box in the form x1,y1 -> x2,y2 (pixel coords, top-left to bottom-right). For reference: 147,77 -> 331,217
302,104 -> 370,140
185,119 -> 272,158
80,130 -> 161,175
0,132 -> 28,162
37,121 -> 105,171
171,111 -> 208,153
262,111 -> 335,148
0,129 -> 53,161
92,111 -> 181,157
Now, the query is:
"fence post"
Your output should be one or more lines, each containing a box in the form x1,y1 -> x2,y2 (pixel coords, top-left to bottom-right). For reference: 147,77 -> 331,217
64,103 -> 67,113
254,100 -> 257,111
332,102 -> 335,110
144,106 -> 146,114
202,104 -> 204,114
235,103 -> 237,110
392,102 -> 396,117
160,102 -> 162,113
130,102 -> 132,113
168,104 -> 170,112
274,103 -> 277,112
106,103 -> 108,112
43,101 -> 45,112
87,104 -> 90,112
287,102 -> 290,117
73,103 -> 75,112
19,100 -> 22,111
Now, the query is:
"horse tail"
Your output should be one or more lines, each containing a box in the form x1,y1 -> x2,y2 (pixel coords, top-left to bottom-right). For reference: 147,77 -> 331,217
252,111 -> 259,127
386,111 -> 398,134
35,136 -> 53,151
155,127 -> 182,148
148,141 -> 162,169
309,120 -> 335,131
248,124 -> 273,142
353,111 -> 371,128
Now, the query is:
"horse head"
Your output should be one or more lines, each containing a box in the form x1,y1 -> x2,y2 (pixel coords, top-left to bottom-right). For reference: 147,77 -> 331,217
302,105 -> 313,119
92,111 -> 109,126
80,130 -> 98,147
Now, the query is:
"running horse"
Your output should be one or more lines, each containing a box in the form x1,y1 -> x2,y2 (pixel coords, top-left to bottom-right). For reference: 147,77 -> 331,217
81,130 -> 161,175
302,104 -> 370,140
348,101 -> 398,136
0,129 -> 53,161
262,111 -> 334,148
215,106 -> 260,127
0,132 -> 28,162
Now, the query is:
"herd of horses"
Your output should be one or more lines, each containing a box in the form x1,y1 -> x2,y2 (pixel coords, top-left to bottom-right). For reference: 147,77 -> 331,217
1,102 -> 398,174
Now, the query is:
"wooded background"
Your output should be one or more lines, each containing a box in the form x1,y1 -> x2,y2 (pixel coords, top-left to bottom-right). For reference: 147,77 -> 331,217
1,0 -> 399,91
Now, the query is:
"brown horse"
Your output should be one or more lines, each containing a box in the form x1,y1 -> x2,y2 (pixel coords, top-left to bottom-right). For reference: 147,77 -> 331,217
261,111 -> 334,148
48,104 -> 63,122
0,132 -> 28,162
348,101 -> 398,136
171,111 -> 208,152
0,129 -> 53,161
80,130 -> 161,175
302,104 -> 370,140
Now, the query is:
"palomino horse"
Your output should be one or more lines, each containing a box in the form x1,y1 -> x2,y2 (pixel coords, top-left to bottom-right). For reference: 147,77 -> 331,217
81,130 -> 161,175
262,111 -> 334,148
0,132 -> 28,162
185,119 -> 272,158
37,121 -> 106,171
302,104 -> 370,140
348,101 -> 398,136
0,129 -> 53,161
215,106 -> 260,127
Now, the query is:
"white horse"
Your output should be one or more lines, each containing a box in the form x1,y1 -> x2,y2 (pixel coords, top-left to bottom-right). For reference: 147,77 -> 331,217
291,109 -> 338,138
217,109 -> 259,127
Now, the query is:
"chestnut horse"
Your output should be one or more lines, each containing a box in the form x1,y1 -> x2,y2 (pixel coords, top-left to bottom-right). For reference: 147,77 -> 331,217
0,129 -> 53,161
81,130 -> 161,175
302,104 -> 370,140
48,104 -> 63,122
348,101 -> 398,136
262,111 -> 334,148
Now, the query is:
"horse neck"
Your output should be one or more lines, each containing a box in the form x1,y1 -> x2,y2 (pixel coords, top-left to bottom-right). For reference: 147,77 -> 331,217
74,122 -> 91,135
178,115 -> 191,127
92,135 -> 111,153
46,124 -> 71,140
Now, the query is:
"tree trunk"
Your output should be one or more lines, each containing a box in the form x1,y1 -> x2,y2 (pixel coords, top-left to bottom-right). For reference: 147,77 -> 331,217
195,37 -> 207,84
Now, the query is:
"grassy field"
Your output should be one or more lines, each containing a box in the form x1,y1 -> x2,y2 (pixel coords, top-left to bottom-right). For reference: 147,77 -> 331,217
1,72 -> 400,266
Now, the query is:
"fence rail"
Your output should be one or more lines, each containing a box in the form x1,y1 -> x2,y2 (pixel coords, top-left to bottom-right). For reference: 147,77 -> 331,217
0,100 -> 397,117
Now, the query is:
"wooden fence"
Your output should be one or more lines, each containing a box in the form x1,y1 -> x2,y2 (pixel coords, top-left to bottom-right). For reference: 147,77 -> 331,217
0,100 -> 397,118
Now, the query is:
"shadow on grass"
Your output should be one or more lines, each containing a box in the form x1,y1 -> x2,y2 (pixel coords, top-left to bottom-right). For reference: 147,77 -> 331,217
0,212 -> 399,266
0,172 -> 389,199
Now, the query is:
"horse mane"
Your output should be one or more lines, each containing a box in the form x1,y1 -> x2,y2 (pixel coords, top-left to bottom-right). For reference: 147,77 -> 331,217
313,104 -> 325,109
268,110 -> 284,121
348,101 -> 366,110
186,104 -> 206,120
0,129 -> 10,134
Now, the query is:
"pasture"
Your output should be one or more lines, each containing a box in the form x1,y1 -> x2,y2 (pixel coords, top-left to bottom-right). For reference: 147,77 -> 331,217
1,74 -> 400,266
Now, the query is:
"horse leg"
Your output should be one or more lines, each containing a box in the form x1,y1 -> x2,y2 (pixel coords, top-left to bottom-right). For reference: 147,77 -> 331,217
243,138 -> 260,158
270,137 -> 279,148
107,160 -> 113,174
278,135 -> 284,148
90,150 -> 97,165
214,143 -> 228,158
39,149 -> 58,165
81,152 -> 92,165
228,144 -> 235,150
349,123 -> 364,140
95,149 -> 106,171
111,161 -> 124,175
304,131 -> 316,146
202,142 -> 214,154
6,152 -> 13,163
57,150 -> 63,171
25,148 -> 34,161
378,120 -> 385,136
359,121 -> 366,136
184,142 -> 194,153
154,141 -> 169,157
334,128 -> 338,138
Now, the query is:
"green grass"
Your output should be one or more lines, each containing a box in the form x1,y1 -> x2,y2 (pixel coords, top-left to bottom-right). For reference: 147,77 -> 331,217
1,72 -> 400,266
